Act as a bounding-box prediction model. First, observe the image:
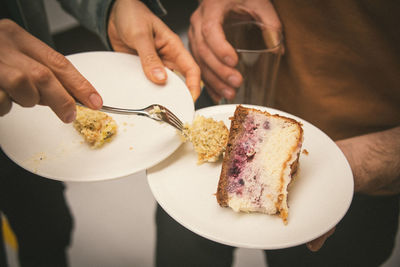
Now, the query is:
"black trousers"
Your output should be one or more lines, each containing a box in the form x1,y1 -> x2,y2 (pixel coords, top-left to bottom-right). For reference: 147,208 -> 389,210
0,149 -> 73,267
155,89 -> 400,267
156,192 -> 399,267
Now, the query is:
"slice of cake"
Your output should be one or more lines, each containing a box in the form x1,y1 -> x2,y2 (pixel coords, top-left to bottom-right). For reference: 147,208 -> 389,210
73,106 -> 118,148
182,116 -> 229,164
217,105 -> 303,224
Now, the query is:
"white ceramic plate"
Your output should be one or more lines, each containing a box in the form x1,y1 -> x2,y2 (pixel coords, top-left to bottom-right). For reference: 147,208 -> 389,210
147,104 -> 354,249
0,52 -> 194,182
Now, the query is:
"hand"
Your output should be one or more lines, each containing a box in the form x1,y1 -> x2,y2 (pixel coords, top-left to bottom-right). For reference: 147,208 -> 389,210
306,228 -> 335,252
107,0 -> 201,101
305,126 -> 400,251
188,0 -> 282,103
0,19 -> 103,123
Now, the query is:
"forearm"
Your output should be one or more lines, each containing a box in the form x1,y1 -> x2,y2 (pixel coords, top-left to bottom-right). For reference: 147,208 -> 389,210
337,126 -> 400,195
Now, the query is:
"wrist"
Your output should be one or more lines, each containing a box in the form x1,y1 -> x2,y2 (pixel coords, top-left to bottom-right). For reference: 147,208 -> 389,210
338,127 -> 400,195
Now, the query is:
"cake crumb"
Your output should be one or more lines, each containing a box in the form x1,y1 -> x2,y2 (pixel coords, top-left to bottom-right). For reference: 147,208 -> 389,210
73,106 -> 118,148
181,116 -> 229,164
302,149 -> 309,155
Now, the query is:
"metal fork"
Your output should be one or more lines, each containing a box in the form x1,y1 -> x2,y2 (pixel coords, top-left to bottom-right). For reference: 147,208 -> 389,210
76,101 -> 184,131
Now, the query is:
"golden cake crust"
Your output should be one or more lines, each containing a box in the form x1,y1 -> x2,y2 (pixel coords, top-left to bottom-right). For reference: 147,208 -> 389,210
216,105 -> 303,224
216,105 -> 249,206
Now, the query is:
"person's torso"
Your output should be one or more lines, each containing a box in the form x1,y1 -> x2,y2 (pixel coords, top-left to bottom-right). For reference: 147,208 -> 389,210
273,0 -> 400,140
1,0 -> 53,46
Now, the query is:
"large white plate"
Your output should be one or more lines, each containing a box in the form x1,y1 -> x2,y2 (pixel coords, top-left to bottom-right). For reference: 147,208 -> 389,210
147,104 -> 354,249
0,52 -> 194,182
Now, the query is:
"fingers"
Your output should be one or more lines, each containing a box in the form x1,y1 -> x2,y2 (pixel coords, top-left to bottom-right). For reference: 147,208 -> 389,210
0,54 -> 77,123
247,1 -> 283,30
107,0 -> 201,101
14,32 -> 103,110
250,1 -> 284,54
126,22 -> 169,85
198,59 -> 236,100
192,25 -> 242,89
188,30 -> 238,100
137,26 -> 200,101
181,63 -> 201,102
108,0 -> 168,85
135,16 -> 201,100
30,62 -> 78,123
188,0 -> 284,99
203,81 -> 223,104
0,19 -> 103,123
0,60 -> 39,107
0,90 -> 12,116
44,51 -> 103,110
195,2 -> 238,67
162,46 -> 201,101
306,228 -> 336,252
159,35 -> 201,101
189,2 -> 242,99
134,28 -> 168,85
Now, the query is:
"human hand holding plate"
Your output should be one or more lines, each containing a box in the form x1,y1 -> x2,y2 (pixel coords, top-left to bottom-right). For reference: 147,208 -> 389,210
147,104 -> 354,249
108,0 -> 201,101
0,19 -> 102,122
0,52 -> 194,182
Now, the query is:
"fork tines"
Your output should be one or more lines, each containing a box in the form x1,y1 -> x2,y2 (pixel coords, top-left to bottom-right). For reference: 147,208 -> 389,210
158,105 -> 184,131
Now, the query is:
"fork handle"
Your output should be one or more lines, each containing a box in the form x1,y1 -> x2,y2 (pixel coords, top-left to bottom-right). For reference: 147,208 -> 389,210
99,105 -> 148,116
75,100 -> 147,116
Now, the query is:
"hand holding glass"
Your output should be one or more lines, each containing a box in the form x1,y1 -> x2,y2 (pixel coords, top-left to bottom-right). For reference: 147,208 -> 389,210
220,20 -> 283,107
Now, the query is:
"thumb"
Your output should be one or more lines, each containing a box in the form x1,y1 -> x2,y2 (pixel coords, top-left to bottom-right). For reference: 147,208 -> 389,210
136,36 -> 167,85
140,53 -> 168,85
0,89 -> 12,116
306,227 -> 336,252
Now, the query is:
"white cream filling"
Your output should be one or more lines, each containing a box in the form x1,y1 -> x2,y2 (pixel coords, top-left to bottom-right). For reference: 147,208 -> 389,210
227,113 -> 302,216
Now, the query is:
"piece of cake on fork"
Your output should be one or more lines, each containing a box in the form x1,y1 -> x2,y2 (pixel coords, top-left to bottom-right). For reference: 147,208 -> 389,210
73,106 -> 117,148
216,105 -> 304,224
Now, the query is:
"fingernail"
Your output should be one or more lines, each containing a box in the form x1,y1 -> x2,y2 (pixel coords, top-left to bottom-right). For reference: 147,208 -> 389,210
224,56 -> 236,67
151,68 -> 167,81
65,109 -> 76,123
89,93 -> 102,108
227,75 -> 241,87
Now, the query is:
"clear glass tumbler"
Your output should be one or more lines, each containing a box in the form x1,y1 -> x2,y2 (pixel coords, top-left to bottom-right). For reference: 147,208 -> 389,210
220,20 -> 283,107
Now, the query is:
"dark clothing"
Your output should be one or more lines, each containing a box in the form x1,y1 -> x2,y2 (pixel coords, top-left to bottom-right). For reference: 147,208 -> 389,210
0,1 -> 72,265
0,0 -> 114,266
0,0 -> 167,265
156,207 -> 234,267
0,149 -> 73,267
272,0 -> 400,140
266,194 -> 399,267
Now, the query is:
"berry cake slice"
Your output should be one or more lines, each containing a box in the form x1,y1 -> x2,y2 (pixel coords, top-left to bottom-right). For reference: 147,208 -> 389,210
216,105 -> 303,224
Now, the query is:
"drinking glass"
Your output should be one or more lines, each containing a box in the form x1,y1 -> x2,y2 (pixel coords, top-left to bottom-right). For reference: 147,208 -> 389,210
220,20 -> 283,107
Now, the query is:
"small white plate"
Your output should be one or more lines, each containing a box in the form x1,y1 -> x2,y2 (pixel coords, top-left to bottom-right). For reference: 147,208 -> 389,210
0,52 -> 194,182
147,104 -> 354,249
